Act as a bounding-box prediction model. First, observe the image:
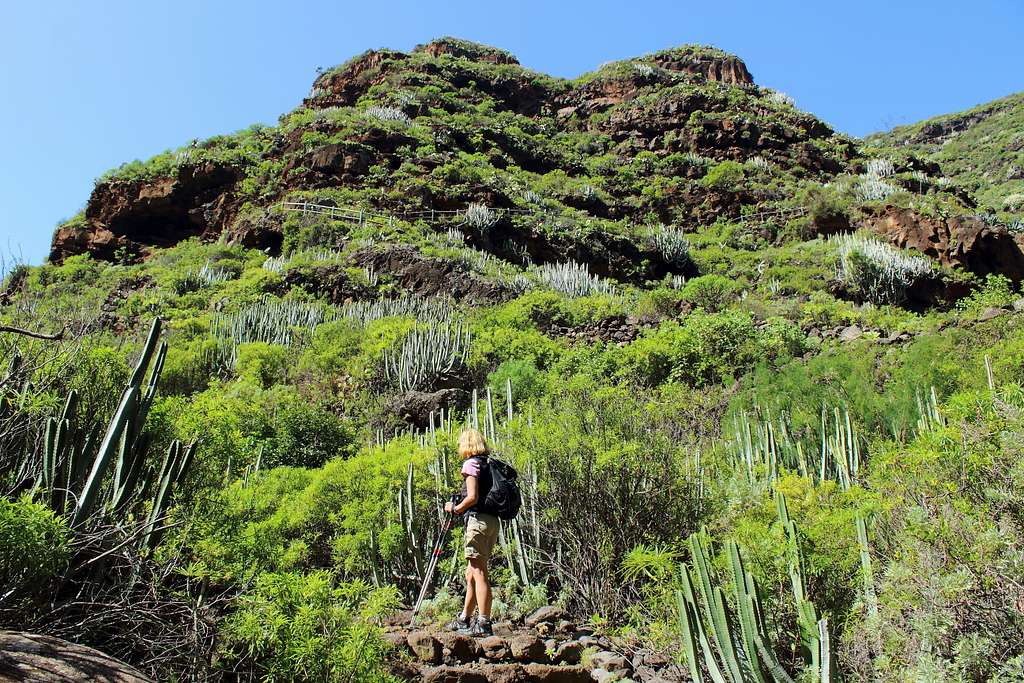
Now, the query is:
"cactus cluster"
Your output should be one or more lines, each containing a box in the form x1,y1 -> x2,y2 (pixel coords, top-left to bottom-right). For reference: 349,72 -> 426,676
644,224 -> 692,269
262,248 -> 345,274
174,262 -> 233,295
832,233 -> 931,305
382,322 -> 472,393
364,105 -> 411,125
37,320 -> 195,549
338,295 -> 455,326
731,404 -> 862,487
209,296 -> 338,369
462,203 -> 498,231
766,90 -> 795,108
533,260 -> 617,298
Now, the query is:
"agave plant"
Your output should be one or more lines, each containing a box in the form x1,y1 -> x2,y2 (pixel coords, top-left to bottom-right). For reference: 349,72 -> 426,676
677,530 -> 831,683
32,320 -> 196,551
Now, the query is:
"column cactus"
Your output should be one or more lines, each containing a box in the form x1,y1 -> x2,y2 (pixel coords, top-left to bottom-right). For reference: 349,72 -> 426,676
676,530 -> 831,683
72,318 -> 166,526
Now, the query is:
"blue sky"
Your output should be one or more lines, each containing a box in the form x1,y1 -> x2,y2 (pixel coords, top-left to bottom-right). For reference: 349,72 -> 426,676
2,0 -> 1022,267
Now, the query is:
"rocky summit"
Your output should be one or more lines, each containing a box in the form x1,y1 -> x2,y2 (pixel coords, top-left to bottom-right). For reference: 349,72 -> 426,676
4,35 -> 1024,683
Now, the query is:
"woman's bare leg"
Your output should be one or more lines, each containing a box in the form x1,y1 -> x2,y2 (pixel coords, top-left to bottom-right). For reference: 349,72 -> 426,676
462,561 -> 478,619
469,558 -> 491,619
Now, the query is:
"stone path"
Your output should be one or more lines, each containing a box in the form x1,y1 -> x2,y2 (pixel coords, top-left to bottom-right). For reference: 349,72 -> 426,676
384,606 -> 686,683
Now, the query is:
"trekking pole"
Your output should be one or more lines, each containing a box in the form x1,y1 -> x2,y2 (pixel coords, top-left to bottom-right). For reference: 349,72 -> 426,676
410,496 -> 459,626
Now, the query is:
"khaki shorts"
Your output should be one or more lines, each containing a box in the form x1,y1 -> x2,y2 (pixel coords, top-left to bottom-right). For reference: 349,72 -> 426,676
464,512 -> 500,562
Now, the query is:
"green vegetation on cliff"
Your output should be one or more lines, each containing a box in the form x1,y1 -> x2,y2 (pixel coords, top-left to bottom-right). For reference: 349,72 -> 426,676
869,92 -> 1024,222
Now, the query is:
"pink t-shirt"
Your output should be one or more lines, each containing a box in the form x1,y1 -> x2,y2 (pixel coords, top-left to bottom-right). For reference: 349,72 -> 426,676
461,457 -> 482,478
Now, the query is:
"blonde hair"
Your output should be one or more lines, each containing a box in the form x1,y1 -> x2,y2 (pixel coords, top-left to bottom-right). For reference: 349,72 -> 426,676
458,428 -> 489,458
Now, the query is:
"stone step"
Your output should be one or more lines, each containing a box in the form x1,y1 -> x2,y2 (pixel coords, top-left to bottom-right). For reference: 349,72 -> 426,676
419,663 -> 593,683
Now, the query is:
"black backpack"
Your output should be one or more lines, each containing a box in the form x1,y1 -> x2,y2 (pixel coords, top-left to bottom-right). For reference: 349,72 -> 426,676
480,457 -> 522,520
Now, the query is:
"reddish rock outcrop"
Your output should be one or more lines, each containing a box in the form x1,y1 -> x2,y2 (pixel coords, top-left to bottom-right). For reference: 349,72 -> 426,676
50,162 -> 241,263
861,206 -> 1024,282
415,38 -> 520,65
306,49 -> 408,107
651,52 -> 753,86
353,245 -> 514,304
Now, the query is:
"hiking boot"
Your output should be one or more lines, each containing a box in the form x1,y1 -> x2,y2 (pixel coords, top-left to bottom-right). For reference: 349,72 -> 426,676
469,616 -> 493,637
446,615 -> 472,632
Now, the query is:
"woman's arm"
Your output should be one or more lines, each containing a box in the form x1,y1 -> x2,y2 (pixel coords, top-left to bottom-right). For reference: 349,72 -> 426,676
445,476 -> 479,514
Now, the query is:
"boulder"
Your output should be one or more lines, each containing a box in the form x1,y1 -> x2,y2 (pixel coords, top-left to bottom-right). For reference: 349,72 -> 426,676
421,665 -> 490,683
420,663 -> 591,683
384,631 -> 410,652
0,631 -> 151,682
590,651 -> 632,677
554,641 -> 583,665
509,635 -> 547,662
523,663 -> 594,683
480,636 -> 509,661
387,389 -> 470,429
438,633 -> 481,664
839,325 -> 863,341
979,307 -> 1005,322
525,606 -> 567,628
408,631 -> 443,663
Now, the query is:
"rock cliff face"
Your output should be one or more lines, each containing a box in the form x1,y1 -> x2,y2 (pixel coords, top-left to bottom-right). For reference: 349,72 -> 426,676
861,206 -> 1024,282
651,50 -> 753,86
50,162 -> 242,262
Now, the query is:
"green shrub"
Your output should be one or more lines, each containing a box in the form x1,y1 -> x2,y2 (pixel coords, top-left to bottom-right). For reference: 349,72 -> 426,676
236,342 -> 291,387
503,383 -> 706,617
486,359 -> 546,412
221,572 -> 399,683
0,497 -> 70,601
673,310 -> 760,386
956,273 -> 1017,314
680,274 -> 737,312
701,160 -> 746,191
269,397 -> 355,469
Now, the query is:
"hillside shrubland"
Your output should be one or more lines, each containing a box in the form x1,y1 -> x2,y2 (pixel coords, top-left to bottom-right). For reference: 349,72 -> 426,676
4,38 -> 1024,682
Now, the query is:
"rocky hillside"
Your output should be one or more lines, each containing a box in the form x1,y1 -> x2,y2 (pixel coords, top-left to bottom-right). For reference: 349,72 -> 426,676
51,37 -> 853,265
6,38 -> 1024,683
868,91 -> 1024,221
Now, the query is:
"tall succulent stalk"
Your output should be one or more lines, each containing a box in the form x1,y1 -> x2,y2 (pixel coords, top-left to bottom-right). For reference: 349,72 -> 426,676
74,319 -> 165,526
32,320 -> 196,556
382,322 -> 471,393
677,531 -> 830,683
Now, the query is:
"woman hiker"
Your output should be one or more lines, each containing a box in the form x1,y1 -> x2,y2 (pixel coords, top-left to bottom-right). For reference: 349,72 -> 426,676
444,428 -> 500,636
